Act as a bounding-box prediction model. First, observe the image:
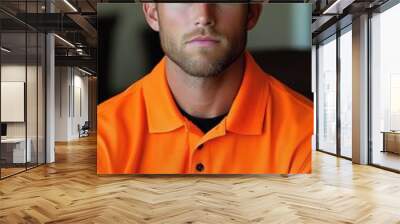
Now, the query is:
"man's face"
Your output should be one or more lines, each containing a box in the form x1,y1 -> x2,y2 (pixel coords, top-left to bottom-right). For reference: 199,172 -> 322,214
155,3 -> 250,77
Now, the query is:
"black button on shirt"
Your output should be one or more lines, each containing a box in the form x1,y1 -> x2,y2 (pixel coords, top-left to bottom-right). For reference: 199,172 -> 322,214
196,163 -> 204,172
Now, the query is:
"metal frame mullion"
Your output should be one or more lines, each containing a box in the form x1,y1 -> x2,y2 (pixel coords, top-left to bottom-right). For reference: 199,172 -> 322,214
336,29 -> 341,157
316,44 -> 320,151
0,23 -> 2,179
24,0 -> 28,171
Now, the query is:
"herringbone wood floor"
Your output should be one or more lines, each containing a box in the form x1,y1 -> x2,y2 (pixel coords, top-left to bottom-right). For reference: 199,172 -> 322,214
1,135 -> 400,224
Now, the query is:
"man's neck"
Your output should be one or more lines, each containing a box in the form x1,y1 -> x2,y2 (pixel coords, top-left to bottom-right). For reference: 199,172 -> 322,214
166,53 -> 245,118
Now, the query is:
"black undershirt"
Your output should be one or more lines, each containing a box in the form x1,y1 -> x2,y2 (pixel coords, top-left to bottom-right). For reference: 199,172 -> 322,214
177,105 -> 227,133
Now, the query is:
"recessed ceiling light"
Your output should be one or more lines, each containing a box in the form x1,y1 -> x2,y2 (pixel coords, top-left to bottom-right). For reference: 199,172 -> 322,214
63,0 -> 78,12
1,47 -> 11,53
322,0 -> 353,15
54,34 -> 75,48
77,67 -> 93,76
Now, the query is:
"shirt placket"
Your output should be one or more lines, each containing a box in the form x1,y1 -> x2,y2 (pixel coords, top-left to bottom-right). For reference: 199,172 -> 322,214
186,119 -> 227,173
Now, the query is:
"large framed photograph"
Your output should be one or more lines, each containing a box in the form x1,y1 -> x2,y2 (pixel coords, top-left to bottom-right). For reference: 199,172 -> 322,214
97,2 -> 313,174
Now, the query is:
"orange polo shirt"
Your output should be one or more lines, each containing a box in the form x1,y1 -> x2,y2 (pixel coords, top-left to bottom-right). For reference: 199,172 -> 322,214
97,51 -> 313,174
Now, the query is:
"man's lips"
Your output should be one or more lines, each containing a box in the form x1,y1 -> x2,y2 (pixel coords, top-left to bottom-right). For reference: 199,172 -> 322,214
187,36 -> 220,46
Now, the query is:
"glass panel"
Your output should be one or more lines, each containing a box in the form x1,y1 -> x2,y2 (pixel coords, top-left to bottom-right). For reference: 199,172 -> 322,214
339,29 -> 352,158
27,31 -> 38,169
1,31 -> 27,177
26,0 -> 39,170
38,32 -> 45,165
0,1 -> 46,178
371,3 -> 400,171
317,36 -> 337,154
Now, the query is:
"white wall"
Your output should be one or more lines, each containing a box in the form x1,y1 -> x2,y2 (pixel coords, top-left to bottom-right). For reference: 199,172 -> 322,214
1,66 -> 26,136
55,66 -> 89,141
73,72 -> 89,138
55,66 -> 69,141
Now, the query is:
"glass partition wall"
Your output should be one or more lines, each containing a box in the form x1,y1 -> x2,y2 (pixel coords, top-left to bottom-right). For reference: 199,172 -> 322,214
317,35 -> 337,155
339,27 -> 352,159
316,25 -> 353,159
370,2 -> 400,172
316,0 -> 400,172
0,2 -> 46,179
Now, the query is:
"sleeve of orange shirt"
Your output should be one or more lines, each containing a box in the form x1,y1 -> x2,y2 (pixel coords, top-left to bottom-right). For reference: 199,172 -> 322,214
281,79 -> 313,174
289,135 -> 312,174
97,91 -> 132,174
97,104 -> 113,174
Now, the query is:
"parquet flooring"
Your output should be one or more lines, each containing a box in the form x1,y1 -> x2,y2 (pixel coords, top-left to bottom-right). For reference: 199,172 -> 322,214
1,135 -> 400,223
1,167 -> 25,178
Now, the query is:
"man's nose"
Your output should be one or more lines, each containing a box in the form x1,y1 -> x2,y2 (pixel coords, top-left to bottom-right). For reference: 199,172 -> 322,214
193,3 -> 216,27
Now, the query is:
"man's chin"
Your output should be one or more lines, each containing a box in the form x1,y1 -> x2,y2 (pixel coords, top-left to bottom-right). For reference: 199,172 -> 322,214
186,53 -> 225,64
183,61 -> 226,78
185,47 -> 225,57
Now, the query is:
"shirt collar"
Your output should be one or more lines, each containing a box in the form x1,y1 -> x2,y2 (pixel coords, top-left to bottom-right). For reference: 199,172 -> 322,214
225,51 -> 270,135
142,57 -> 185,133
142,51 -> 270,135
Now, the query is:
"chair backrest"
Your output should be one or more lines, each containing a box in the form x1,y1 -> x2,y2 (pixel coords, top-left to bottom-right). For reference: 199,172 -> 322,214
82,121 -> 90,129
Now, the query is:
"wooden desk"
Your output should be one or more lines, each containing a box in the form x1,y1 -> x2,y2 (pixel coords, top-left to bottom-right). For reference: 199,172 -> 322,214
1,138 -> 32,163
381,131 -> 400,154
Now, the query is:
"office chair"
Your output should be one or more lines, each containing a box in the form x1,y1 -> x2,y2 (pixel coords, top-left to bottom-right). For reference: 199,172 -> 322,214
78,121 -> 90,138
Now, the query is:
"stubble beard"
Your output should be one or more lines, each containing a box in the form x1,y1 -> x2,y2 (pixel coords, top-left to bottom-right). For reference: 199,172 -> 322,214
159,27 -> 247,78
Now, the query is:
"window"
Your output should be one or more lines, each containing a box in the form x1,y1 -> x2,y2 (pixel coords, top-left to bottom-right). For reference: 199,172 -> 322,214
339,27 -> 352,158
370,2 -> 400,171
317,35 -> 337,154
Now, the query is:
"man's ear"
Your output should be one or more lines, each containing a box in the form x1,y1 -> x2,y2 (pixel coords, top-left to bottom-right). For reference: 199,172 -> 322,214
142,3 -> 159,32
246,3 -> 263,31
